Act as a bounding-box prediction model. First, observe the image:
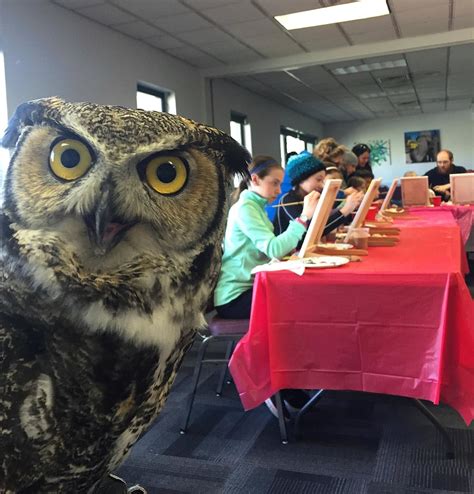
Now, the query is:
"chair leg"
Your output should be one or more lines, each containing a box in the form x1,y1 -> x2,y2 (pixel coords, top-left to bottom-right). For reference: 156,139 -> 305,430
180,336 -> 212,434
216,340 -> 234,397
411,399 -> 455,459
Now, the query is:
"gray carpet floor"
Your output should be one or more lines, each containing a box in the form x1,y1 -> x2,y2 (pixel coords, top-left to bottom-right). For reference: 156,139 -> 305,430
118,272 -> 474,494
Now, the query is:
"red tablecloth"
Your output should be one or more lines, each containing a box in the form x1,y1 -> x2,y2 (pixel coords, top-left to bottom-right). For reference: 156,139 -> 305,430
229,216 -> 474,426
408,205 -> 474,244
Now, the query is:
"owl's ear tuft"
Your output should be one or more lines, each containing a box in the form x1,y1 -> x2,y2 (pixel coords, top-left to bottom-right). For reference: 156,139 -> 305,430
220,137 -> 251,181
2,97 -> 64,149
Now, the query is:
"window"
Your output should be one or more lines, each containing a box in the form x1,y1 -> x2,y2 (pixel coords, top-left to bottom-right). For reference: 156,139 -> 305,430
137,83 -> 176,114
280,127 -> 317,164
230,112 -> 252,154
230,112 -> 252,186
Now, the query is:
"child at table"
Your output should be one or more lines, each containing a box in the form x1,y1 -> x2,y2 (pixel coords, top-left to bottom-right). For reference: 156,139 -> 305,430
214,155 -> 319,319
273,152 -> 363,239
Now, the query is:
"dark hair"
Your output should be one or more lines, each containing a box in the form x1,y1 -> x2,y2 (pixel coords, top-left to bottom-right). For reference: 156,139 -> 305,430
285,151 -> 298,164
353,168 -> 373,180
352,143 -> 370,157
347,176 -> 366,191
232,154 -> 281,202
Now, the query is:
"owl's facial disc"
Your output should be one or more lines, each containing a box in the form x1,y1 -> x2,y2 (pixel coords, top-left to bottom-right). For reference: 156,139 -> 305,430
82,183 -> 136,255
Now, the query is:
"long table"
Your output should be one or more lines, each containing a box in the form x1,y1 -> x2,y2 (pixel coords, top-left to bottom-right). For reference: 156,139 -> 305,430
409,205 -> 474,245
229,211 -> 474,426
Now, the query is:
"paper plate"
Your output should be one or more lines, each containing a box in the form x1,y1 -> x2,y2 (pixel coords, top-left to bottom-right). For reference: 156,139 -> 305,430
302,256 -> 350,268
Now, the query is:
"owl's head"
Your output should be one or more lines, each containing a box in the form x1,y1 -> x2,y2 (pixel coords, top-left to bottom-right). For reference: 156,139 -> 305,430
2,97 -> 249,268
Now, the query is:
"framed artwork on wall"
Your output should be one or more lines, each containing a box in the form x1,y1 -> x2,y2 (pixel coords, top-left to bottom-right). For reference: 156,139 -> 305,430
404,129 -> 441,164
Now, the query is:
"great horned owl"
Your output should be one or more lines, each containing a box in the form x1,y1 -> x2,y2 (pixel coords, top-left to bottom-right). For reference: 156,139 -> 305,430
0,97 -> 249,493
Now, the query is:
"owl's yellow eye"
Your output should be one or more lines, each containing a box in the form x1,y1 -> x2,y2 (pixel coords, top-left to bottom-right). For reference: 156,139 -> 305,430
144,155 -> 188,195
49,138 -> 93,181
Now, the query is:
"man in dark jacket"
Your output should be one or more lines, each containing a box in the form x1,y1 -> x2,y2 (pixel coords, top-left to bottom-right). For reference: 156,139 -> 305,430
424,149 -> 466,200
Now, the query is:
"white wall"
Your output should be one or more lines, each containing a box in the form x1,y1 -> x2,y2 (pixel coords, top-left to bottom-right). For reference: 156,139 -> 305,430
0,0 -> 205,121
324,110 -> 474,184
210,78 -> 323,162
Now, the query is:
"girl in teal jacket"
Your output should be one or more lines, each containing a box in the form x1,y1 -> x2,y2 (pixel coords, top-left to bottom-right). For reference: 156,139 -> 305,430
214,155 -> 318,319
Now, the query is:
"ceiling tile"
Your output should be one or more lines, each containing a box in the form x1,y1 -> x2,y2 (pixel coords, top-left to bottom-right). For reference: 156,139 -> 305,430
54,0 -> 105,8
446,98 -> 472,111
244,33 -> 304,57
452,16 -> 474,29
179,26 -> 237,45
225,18 -> 284,38
110,0 -> 189,17
290,25 -> 350,50
77,3 -> 136,25
199,38 -> 252,55
215,50 -> 262,63
202,3 -> 265,24
254,0 -> 321,16
449,44 -> 474,74
422,101 -> 446,112
145,35 -> 185,50
165,45 -> 223,67
113,20 -> 163,38
398,109 -> 423,115
342,15 -> 396,35
405,48 -> 448,74
349,29 -> 398,44
151,12 -> 213,33
418,89 -> 446,101
453,0 -> 474,18
390,0 -> 448,12
184,0 -> 240,9
252,71 -> 303,89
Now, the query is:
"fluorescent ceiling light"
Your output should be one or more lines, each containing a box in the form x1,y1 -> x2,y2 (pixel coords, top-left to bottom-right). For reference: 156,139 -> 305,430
331,59 -> 406,75
275,0 -> 389,30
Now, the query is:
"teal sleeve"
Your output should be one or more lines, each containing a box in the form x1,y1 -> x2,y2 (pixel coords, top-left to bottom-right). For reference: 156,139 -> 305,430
235,202 -> 306,259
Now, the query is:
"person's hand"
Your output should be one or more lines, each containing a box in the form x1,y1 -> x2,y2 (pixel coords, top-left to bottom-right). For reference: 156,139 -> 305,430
340,191 -> 364,216
302,190 -> 320,219
343,187 -> 356,196
433,184 -> 450,192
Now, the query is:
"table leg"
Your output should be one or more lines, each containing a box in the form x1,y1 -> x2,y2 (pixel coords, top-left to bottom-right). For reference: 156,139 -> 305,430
275,391 -> 289,444
294,389 -> 325,438
412,399 -> 455,459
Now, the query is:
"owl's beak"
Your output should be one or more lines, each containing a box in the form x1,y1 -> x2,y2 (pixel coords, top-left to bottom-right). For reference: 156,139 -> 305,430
83,189 -> 134,255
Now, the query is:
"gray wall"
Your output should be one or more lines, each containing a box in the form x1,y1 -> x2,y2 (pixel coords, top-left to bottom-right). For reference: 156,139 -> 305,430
0,0 -> 205,121
210,78 -> 323,162
0,0 -> 322,167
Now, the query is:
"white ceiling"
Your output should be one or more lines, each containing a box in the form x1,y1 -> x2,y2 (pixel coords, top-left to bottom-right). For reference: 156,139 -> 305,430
52,0 -> 474,123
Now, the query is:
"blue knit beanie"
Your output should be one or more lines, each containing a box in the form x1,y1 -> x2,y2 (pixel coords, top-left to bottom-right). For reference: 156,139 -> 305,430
286,151 -> 326,186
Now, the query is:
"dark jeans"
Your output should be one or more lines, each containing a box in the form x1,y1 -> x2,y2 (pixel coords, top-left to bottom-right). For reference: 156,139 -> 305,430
215,288 -> 253,319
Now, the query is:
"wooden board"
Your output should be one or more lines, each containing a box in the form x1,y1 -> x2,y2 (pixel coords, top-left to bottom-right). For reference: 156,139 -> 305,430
401,176 -> 430,207
450,173 -> 474,205
344,178 -> 382,243
380,178 -> 399,212
298,179 -> 342,259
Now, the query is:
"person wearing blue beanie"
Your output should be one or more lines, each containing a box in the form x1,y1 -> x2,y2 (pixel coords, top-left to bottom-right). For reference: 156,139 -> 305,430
273,150 -> 363,239
286,150 -> 326,186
